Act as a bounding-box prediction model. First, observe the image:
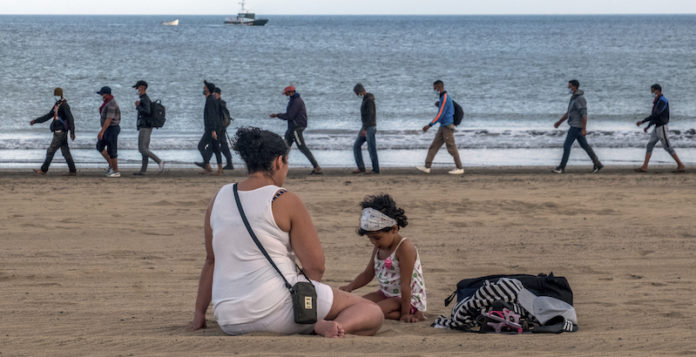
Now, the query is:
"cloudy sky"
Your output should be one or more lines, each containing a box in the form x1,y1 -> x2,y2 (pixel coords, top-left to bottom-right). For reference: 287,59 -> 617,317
2,0 -> 696,15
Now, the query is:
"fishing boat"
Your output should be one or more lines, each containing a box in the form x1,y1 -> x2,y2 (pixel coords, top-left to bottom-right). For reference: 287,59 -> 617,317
162,19 -> 179,26
224,0 -> 269,26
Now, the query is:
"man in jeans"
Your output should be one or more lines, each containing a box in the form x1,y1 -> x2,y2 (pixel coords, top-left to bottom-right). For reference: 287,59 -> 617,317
635,84 -> 686,173
30,87 -> 77,176
352,83 -> 379,174
133,80 -> 164,175
270,85 -> 322,175
417,80 -> 464,175
552,79 -> 603,174
96,86 -> 122,178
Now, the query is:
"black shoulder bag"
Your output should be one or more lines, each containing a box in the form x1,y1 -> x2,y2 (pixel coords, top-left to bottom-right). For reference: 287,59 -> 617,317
233,184 -> 318,324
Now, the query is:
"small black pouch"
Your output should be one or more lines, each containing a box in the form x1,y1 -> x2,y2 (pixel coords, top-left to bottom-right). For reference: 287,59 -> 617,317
291,281 -> 317,324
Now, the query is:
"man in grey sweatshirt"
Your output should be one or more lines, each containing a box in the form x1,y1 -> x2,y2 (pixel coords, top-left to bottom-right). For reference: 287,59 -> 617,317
552,80 -> 603,174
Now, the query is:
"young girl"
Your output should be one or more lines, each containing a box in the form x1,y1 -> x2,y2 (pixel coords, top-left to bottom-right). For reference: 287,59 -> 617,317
340,194 -> 427,322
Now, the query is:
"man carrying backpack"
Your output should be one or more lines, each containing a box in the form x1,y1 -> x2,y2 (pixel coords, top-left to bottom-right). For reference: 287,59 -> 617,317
133,80 -> 164,175
416,80 -> 464,175
213,87 -> 233,170
30,87 -> 77,176
352,83 -> 379,174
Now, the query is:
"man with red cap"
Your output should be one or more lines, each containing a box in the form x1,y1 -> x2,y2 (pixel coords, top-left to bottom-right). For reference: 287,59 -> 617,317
270,85 -> 322,174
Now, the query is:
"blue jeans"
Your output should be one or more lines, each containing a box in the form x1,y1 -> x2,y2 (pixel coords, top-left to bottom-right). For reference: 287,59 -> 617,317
558,126 -> 601,169
353,126 -> 379,173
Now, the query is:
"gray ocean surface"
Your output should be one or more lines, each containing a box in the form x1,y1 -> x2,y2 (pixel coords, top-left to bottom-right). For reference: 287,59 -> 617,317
1,15 -> 695,169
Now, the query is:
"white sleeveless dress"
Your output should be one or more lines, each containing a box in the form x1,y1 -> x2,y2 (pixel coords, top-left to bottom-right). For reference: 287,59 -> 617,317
210,183 -> 334,335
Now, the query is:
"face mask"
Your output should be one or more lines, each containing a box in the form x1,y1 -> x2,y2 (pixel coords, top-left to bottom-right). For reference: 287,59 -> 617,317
54,96 -> 62,101
203,90 -> 206,96
652,92 -> 658,98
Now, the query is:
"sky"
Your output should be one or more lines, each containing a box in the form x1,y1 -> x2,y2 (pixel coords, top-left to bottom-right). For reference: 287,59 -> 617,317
2,0 -> 696,15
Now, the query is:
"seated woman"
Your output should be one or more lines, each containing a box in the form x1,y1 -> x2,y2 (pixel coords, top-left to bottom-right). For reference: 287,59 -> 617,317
191,127 -> 384,337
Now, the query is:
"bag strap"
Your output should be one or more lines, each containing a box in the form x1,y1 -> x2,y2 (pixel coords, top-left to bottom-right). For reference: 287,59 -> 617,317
233,184 -> 314,291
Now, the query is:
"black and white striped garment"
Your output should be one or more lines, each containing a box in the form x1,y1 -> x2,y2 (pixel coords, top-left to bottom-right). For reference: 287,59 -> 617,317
432,278 -> 536,331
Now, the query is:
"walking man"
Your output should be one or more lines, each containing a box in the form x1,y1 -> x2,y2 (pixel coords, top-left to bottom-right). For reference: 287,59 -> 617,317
196,80 -> 223,175
635,84 -> 686,173
270,85 -> 322,174
30,87 -> 77,176
213,87 -> 234,170
97,86 -> 122,178
352,83 -> 379,174
133,80 -> 164,175
417,80 -> 464,175
552,80 -> 603,174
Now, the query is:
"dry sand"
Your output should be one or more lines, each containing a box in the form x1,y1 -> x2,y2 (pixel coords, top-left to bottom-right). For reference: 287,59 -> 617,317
1,167 -> 695,356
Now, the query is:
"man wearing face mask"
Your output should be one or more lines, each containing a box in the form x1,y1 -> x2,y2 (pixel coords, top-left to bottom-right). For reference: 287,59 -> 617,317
552,79 -> 603,174
416,80 -> 463,175
195,80 -> 223,175
269,85 -> 322,175
635,84 -> 686,173
133,80 -> 164,176
352,83 -> 379,174
30,87 -> 77,176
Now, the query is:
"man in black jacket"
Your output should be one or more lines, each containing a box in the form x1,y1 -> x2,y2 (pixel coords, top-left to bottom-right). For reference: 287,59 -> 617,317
196,80 -> 223,175
30,87 -> 77,176
635,84 -> 685,173
352,83 -> 379,174
270,86 -> 321,174
213,87 -> 233,170
133,80 -> 164,175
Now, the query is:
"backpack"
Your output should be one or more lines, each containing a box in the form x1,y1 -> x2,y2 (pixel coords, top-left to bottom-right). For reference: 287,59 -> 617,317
149,100 -> 166,128
453,100 -> 464,126
221,105 -> 231,128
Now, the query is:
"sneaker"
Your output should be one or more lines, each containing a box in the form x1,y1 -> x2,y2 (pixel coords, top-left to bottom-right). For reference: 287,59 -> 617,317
592,164 -> 604,174
551,167 -> 564,174
416,166 -> 431,174
133,172 -> 145,176
223,164 -> 234,170
448,168 -> 465,175
63,172 -> 77,177
105,166 -> 113,174
352,169 -> 366,174
158,161 -> 165,173
33,169 -> 46,176
106,171 -> 121,178
194,162 -> 205,169
310,169 -> 323,175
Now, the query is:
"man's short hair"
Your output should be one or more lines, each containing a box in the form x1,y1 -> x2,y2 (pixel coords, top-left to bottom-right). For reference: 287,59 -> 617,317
433,80 -> 444,86
651,84 -> 662,92
568,79 -> 580,89
213,87 -> 221,94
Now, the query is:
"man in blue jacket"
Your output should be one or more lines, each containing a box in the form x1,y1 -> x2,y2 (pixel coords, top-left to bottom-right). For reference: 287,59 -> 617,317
635,84 -> 686,173
270,86 -> 322,175
417,80 -> 463,175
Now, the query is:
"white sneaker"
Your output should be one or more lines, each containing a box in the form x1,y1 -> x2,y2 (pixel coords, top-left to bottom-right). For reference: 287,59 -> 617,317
105,166 -> 113,174
158,161 -> 165,173
106,171 -> 121,178
448,168 -> 465,175
416,166 -> 431,174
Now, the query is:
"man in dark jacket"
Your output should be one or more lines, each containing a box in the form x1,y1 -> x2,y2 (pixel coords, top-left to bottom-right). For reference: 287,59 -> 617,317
270,85 -> 321,174
133,80 -> 164,175
552,79 -> 603,174
30,87 -> 77,175
213,87 -> 233,170
352,83 -> 379,174
196,80 -> 223,175
635,84 -> 685,173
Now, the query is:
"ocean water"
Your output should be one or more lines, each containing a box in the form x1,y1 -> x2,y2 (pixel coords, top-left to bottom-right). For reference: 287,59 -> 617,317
1,15 -> 695,169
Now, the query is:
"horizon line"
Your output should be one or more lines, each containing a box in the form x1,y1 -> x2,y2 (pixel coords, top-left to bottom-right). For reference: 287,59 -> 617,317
1,12 -> 696,16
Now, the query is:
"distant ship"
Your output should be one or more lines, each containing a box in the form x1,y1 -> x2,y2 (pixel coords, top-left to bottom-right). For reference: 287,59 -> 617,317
224,0 -> 269,26
162,19 -> 179,26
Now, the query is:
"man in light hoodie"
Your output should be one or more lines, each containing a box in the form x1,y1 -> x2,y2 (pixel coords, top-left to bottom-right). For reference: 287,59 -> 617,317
552,80 -> 603,174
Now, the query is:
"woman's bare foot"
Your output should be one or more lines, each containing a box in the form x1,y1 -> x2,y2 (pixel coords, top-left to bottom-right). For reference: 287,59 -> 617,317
314,320 -> 345,338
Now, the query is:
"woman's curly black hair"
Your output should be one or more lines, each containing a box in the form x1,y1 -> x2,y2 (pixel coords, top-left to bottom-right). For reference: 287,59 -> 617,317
358,194 -> 408,235
233,127 -> 289,174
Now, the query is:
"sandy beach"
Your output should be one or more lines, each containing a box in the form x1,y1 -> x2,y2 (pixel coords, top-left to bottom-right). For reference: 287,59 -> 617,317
1,167 -> 695,356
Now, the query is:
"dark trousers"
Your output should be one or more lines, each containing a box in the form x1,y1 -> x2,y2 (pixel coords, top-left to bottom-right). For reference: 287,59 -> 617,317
41,131 -> 76,173
558,126 -> 601,169
198,131 -> 221,165
138,127 -> 161,172
353,126 -> 379,173
284,128 -> 319,169
218,129 -> 233,167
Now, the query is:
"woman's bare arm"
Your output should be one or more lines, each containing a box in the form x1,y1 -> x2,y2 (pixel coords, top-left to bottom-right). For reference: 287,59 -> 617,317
191,194 -> 217,330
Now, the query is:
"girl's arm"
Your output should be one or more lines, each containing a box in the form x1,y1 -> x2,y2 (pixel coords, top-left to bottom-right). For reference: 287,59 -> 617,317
396,239 -> 418,322
340,247 -> 377,292
191,193 -> 217,330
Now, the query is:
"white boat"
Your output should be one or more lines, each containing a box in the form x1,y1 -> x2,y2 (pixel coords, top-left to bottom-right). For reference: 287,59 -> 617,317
162,19 -> 179,26
224,0 -> 268,26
